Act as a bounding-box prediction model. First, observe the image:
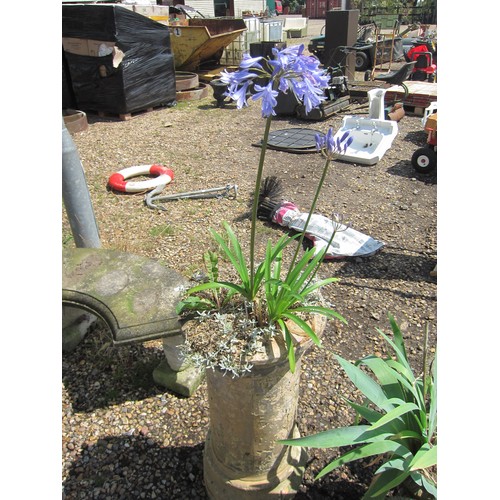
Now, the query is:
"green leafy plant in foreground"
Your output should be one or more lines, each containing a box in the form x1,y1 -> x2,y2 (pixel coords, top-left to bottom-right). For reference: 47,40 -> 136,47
280,314 -> 437,499
178,222 -> 345,372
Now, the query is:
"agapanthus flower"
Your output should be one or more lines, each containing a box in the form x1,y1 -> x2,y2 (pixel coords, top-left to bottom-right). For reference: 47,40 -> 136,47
238,53 -> 264,70
316,129 -> 353,160
220,68 -> 257,109
251,83 -> 279,117
220,44 -> 329,117
330,212 -> 351,234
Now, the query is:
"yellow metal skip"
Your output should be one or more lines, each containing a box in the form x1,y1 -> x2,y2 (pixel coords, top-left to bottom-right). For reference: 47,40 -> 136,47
168,18 -> 247,71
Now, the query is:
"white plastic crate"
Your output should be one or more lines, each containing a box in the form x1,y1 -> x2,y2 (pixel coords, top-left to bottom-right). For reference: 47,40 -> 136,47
225,30 -> 260,55
222,46 -> 247,66
221,25 -> 262,65
245,30 -> 260,47
260,20 -> 283,42
244,17 -> 260,33
421,101 -> 437,127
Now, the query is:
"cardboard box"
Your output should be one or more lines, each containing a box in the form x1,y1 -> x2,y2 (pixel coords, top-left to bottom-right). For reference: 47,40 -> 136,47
62,3 -> 176,115
133,5 -> 170,17
62,38 -> 91,57
62,38 -> 113,57
62,38 -> 124,67
425,113 -> 437,131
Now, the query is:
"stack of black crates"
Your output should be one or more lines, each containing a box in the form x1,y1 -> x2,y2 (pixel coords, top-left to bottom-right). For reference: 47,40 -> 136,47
62,3 -> 176,115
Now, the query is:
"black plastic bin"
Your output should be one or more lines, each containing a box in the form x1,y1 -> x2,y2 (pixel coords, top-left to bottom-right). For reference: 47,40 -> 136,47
249,42 -> 287,59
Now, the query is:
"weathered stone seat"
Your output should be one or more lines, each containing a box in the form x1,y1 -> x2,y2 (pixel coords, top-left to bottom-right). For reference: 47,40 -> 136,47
62,247 -> 205,396
62,247 -> 188,345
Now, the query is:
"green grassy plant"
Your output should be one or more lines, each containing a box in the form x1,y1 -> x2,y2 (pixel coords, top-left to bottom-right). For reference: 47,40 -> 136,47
280,314 -> 437,498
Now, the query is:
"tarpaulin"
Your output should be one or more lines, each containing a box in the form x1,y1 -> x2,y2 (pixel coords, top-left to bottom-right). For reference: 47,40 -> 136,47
62,4 -> 176,114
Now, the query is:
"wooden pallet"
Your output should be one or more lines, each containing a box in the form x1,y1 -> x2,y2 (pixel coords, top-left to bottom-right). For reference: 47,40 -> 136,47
348,80 -> 389,99
95,107 -> 156,121
385,81 -> 437,111
89,104 -> 172,121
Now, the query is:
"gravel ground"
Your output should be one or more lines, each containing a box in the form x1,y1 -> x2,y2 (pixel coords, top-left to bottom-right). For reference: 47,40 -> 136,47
62,39 -> 437,498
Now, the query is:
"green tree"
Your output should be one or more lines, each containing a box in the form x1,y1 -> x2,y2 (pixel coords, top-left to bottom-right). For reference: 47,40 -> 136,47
283,0 -> 303,14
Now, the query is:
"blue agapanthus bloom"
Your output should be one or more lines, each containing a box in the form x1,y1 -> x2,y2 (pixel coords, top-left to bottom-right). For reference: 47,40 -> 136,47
316,129 -> 354,160
220,44 -> 329,117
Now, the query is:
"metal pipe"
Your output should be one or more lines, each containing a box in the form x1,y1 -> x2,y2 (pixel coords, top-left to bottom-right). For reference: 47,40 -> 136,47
145,183 -> 238,211
62,118 -> 101,248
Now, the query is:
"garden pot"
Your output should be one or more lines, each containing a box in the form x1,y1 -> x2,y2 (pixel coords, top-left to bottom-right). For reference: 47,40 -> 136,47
203,314 -> 326,499
209,79 -> 229,107
63,109 -> 88,135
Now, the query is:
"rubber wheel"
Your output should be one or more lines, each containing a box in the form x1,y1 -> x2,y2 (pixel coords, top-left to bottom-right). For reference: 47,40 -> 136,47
364,69 -> 372,81
412,147 -> 437,174
355,51 -> 370,72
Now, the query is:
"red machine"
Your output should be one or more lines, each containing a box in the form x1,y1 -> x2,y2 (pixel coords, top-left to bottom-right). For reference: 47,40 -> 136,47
407,44 -> 437,82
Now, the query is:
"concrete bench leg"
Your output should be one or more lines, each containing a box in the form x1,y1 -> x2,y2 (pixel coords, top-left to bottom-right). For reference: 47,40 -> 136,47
62,305 -> 99,353
153,333 -> 205,397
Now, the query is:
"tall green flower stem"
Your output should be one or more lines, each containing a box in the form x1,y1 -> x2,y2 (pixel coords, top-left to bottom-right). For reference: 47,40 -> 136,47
287,128 -> 353,278
249,114 -> 273,295
250,118 -> 338,305
288,154 -> 333,275
176,45 -> 350,373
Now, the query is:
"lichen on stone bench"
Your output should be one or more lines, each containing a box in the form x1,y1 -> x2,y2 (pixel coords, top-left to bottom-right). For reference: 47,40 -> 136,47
62,247 -> 188,345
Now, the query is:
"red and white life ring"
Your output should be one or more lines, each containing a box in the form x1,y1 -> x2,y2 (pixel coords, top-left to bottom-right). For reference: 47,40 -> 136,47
108,164 -> 174,193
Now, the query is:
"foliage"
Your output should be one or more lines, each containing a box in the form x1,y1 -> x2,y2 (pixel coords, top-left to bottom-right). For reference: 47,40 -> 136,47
283,0 -> 301,14
150,224 -> 174,237
179,224 -> 346,372
280,315 -> 437,498
177,45 -> 352,374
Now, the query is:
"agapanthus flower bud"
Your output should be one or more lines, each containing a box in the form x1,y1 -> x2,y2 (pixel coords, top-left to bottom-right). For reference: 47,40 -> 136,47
316,128 -> 353,160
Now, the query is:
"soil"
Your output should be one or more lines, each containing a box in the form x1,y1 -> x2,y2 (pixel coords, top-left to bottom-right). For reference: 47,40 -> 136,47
62,44 -> 437,498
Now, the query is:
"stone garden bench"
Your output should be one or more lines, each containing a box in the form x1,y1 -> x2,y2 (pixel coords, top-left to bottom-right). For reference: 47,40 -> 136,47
62,247 -> 203,396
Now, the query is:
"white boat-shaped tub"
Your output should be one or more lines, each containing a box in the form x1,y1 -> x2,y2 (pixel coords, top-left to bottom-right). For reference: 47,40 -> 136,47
331,89 -> 399,166
333,116 -> 398,166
